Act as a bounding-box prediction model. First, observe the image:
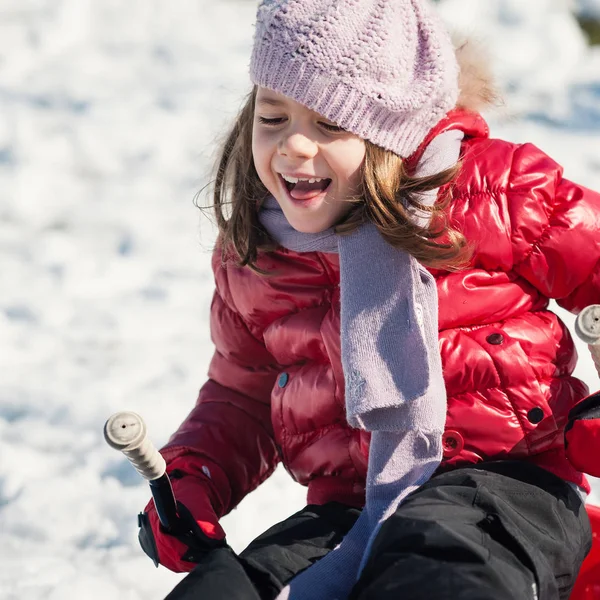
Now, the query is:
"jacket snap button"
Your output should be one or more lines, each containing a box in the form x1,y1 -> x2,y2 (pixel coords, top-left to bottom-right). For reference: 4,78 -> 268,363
278,373 -> 289,388
442,430 -> 464,458
527,407 -> 544,424
486,333 -> 504,345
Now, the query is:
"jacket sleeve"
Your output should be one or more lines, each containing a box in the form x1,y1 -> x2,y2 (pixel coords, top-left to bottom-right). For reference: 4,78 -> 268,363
565,391 -> 600,477
160,248 -> 281,518
509,143 -> 600,313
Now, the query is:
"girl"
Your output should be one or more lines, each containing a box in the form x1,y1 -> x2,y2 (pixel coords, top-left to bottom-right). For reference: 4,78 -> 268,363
138,1 -> 600,599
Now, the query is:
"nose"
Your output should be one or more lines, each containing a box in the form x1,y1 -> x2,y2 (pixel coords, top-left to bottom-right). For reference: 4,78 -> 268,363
278,128 -> 318,160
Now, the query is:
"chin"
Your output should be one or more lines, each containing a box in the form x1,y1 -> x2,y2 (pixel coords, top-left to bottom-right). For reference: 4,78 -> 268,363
288,219 -> 331,234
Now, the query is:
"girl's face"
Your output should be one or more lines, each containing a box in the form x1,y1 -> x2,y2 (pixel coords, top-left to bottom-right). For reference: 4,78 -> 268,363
252,87 -> 366,234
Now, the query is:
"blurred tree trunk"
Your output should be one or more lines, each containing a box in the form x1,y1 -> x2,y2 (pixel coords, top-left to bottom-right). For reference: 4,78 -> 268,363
576,0 -> 600,43
577,16 -> 600,43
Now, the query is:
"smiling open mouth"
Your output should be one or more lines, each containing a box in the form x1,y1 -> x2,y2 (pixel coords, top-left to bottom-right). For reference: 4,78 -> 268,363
281,175 -> 332,201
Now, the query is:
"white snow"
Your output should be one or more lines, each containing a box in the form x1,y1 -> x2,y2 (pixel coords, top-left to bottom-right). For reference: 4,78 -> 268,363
0,0 -> 599,598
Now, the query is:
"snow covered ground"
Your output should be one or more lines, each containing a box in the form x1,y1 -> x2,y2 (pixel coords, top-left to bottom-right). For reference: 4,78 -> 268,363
0,1 -> 599,598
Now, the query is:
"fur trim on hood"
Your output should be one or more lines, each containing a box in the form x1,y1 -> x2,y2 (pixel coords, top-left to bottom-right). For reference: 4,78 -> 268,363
454,38 -> 502,112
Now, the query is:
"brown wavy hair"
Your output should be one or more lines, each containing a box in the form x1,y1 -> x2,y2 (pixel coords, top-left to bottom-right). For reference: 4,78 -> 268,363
207,87 -> 470,272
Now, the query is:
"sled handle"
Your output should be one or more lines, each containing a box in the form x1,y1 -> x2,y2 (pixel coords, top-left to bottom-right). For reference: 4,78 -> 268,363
104,411 -> 182,531
575,305 -> 600,377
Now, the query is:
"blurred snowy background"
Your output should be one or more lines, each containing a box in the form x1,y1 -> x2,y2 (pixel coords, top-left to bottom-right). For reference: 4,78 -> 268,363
1,0 -> 599,598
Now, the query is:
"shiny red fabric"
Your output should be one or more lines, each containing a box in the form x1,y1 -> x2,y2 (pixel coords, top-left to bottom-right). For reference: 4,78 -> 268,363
163,109 -> 600,517
565,392 -> 600,478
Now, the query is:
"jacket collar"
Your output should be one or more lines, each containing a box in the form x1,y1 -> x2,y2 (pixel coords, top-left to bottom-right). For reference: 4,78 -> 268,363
405,109 -> 489,174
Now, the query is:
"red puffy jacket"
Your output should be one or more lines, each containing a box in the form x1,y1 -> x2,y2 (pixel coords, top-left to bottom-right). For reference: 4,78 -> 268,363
161,109 -> 600,517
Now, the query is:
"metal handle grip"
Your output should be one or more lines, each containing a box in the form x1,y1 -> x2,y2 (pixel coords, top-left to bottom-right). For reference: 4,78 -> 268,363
104,411 -> 183,531
575,305 -> 600,377
104,411 -> 166,480
575,305 -> 600,345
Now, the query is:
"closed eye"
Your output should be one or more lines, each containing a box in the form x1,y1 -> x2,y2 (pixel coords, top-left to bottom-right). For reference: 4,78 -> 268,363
319,121 -> 345,133
258,116 -> 286,126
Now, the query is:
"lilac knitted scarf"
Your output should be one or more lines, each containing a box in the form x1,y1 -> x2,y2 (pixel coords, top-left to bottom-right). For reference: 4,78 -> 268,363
259,130 -> 463,600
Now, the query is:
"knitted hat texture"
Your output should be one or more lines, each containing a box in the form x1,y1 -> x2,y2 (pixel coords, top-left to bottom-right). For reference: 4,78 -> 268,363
250,0 -> 459,158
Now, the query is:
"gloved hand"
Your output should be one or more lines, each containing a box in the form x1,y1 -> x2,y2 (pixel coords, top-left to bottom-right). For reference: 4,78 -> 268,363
138,471 -> 227,572
565,391 -> 600,478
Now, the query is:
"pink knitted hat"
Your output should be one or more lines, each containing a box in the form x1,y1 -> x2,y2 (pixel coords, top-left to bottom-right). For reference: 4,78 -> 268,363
250,0 -> 459,159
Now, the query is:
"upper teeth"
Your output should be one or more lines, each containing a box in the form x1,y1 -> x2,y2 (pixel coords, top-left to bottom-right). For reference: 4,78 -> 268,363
281,175 -> 325,184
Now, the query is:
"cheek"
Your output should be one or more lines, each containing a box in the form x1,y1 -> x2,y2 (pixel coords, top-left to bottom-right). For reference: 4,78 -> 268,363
332,140 -> 366,189
252,130 -> 271,180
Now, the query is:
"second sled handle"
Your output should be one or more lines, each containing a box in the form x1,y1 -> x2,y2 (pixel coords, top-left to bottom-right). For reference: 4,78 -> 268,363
104,411 -> 181,532
575,305 -> 600,377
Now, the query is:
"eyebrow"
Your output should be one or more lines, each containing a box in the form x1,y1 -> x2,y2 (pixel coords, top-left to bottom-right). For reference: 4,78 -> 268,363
256,97 -> 285,107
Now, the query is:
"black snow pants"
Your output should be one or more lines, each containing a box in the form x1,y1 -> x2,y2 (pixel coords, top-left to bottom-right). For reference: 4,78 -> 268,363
164,461 -> 591,600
